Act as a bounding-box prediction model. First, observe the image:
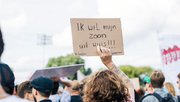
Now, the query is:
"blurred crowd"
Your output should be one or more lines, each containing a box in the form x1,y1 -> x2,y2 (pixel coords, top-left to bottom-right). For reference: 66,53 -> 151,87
1,28 -> 180,102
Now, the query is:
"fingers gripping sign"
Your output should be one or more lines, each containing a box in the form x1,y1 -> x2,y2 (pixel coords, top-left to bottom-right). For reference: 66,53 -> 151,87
97,46 -> 112,67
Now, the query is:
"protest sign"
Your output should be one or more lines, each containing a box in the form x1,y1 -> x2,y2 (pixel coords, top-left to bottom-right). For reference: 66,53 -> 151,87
71,18 -> 124,56
158,33 -> 180,92
30,64 -> 83,80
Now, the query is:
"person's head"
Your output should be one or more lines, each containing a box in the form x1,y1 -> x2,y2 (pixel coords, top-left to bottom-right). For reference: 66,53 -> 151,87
83,70 -> 130,102
50,77 -> 59,95
31,77 -> 53,102
177,73 -> 180,89
164,82 -> 176,96
0,63 -> 15,95
0,27 -> 4,58
150,70 -> 165,88
71,80 -> 81,95
17,81 -> 33,101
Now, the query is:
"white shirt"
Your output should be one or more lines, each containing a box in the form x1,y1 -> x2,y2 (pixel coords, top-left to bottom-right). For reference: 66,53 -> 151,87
49,94 -> 60,102
0,95 -> 30,102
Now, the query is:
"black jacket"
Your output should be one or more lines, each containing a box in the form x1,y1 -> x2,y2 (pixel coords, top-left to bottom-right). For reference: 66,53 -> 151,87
39,99 -> 52,102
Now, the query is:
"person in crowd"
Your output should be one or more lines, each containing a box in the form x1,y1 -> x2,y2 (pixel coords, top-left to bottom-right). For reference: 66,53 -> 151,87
143,76 -> 153,95
31,77 -> 53,102
14,84 -> 19,96
164,82 -> 176,96
83,70 -> 130,102
49,77 -> 61,102
0,27 -> 4,60
98,46 -> 134,101
70,80 -> 83,102
79,77 -> 88,97
59,78 -> 72,102
177,73 -> 180,101
17,81 -> 34,101
136,88 -> 145,100
0,27 -> 29,102
177,73 -> 180,95
83,46 -> 133,102
140,70 -> 176,102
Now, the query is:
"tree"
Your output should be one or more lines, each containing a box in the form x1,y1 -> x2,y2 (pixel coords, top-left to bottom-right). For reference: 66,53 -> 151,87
46,54 -> 92,80
120,65 -> 153,78
119,65 -> 154,85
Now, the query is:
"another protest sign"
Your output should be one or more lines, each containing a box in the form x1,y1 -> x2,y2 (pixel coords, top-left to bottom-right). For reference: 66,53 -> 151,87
30,64 -> 83,80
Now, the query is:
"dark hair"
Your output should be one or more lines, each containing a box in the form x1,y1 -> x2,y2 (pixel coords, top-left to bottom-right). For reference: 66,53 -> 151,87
150,70 -> 165,88
0,27 -> 4,57
0,63 -> 15,95
178,73 -> 180,79
38,91 -> 51,97
136,88 -> 145,99
51,77 -> 59,95
17,81 -> 32,98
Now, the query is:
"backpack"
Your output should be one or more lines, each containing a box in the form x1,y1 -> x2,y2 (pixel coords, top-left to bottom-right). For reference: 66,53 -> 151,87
139,92 -> 175,102
177,95 -> 180,102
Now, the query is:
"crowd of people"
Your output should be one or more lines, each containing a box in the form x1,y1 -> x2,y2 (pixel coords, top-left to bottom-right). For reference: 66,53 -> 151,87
0,27 -> 180,102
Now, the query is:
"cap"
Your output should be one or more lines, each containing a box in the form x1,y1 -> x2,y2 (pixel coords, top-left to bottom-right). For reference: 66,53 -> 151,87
143,76 -> 151,84
31,77 -> 53,93
0,63 -> 15,94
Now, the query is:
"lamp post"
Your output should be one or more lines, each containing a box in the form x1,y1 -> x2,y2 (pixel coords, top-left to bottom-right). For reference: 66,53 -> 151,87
37,34 -> 52,67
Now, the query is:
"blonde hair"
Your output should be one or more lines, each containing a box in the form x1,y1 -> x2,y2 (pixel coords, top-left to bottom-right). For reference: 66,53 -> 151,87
164,82 -> 176,96
83,70 -> 130,102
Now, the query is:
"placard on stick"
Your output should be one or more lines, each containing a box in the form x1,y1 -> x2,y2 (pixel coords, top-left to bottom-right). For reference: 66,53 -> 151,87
70,18 -> 124,56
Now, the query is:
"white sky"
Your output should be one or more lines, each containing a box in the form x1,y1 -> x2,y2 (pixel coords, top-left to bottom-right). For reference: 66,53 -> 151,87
0,0 -> 180,83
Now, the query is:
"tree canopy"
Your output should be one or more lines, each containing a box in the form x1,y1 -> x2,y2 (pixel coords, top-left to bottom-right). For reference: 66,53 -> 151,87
46,54 -> 154,82
120,65 -> 154,78
46,54 -> 92,80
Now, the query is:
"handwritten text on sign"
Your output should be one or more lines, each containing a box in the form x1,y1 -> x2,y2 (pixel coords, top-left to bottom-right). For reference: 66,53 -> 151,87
71,18 -> 124,56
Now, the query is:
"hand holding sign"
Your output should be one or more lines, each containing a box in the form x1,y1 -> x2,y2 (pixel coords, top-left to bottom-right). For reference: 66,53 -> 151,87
70,18 -> 124,56
97,46 -> 112,67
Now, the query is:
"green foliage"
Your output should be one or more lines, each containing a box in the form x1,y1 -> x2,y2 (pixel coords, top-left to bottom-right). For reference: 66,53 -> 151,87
46,54 -> 92,80
79,67 -> 92,76
120,65 -> 154,78
47,54 -> 84,67
120,65 -> 154,86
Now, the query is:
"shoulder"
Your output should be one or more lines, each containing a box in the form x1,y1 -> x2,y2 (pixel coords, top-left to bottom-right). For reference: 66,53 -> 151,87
0,62 -> 8,66
0,96 -> 30,102
71,95 -> 83,102
141,94 -> 159,102
0,62 -> 11,70
174,95 -> 180,102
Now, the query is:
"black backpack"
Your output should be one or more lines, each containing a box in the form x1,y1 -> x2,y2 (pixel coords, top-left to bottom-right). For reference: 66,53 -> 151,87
177,95 -> 180,102
139,93 -> 175,102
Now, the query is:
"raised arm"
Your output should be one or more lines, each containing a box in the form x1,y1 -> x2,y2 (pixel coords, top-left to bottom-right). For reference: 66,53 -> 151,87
97,46 -> 135,102
59,78 -> 71,102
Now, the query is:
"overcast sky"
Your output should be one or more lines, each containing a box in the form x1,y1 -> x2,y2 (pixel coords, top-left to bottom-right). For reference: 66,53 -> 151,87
0,0 -> 180,83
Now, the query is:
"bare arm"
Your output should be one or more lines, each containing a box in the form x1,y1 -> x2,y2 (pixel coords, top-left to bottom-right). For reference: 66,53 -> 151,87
97,46 -> 135,102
